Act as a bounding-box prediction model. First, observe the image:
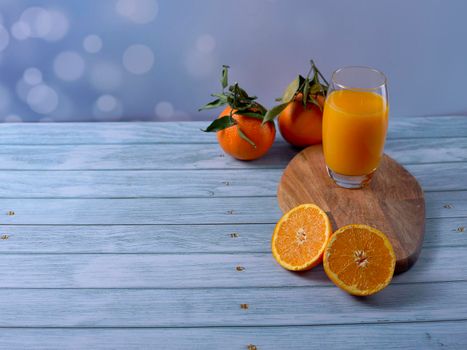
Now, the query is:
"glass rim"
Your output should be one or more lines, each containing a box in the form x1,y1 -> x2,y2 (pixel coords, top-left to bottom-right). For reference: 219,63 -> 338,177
331,66 -> 387,91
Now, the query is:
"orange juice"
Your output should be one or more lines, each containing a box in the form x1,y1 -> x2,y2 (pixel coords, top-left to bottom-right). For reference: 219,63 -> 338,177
323,90 -> 388,176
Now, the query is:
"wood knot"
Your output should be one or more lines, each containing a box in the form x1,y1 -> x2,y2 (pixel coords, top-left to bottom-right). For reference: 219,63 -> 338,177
0,234 -> 9,240
7,211 -> 15,216
226,210 -> 234,215
240,304 -> 249,309
230,232 -> 239,238
443,204 -> 453,209
247,345 -> 257,350
236,266 -> 245,271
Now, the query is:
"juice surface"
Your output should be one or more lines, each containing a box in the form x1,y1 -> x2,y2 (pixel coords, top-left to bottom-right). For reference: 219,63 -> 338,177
322,90 -> 388,176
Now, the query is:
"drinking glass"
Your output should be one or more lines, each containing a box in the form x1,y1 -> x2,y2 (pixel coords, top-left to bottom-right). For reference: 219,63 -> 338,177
322,66 -> 388,189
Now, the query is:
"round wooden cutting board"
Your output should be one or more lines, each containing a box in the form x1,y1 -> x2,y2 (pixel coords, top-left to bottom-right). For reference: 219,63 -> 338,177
277,145 -> 425,274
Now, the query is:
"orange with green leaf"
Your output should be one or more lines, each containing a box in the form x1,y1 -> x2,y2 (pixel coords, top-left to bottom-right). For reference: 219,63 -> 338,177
200,66 -> 275,160
265,60 -> 328,147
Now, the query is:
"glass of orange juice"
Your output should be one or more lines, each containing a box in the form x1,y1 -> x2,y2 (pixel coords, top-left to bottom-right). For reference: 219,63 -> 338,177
322,66 -> 388,189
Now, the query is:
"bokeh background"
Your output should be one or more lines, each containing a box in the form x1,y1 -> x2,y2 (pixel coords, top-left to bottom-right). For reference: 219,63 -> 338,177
0,0 -> 466,122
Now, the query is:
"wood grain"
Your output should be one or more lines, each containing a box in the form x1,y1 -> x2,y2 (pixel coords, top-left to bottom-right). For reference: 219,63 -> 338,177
0,117 -> 464,145
0,247 -> 464,288
0,138 -> 465,171
278,145 -> 425,273
0,217 -> 464,254
0,192 -> 462,225
0,120 -> 465,346
0,321 -> 465,350
0,281 -> 465,327
0,162 -> 463,199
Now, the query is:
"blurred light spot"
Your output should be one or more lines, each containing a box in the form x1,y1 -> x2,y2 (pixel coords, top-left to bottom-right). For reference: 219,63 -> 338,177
20,7 -> 52,38
53,51 -> 85,81
23,67 -> 42,85
93,95 -> 122,121
0,84 -> 11,111
196,34 -> 216,53
4,115 -> 22,123
123,44 -> 154,75
89,62 -> 123,91
97,94 -> 117,112
154,101 -> 174,120
0,24 -> 9,52
43,10 -> 69,41
184,49 -> 216,78
27,84 -> 59,114
116,0 -> 158,24
11,21 -> 30,40
83,34 -> 102,53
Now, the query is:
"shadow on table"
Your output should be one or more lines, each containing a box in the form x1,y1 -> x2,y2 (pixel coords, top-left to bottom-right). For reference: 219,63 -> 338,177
291,267 -> 330,284
353,247 -> 442,308
287,246 -> 442,309
233,142 -> 300,168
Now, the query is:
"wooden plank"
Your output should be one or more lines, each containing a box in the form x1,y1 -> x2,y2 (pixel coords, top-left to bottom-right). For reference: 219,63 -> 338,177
388,116 -> 467,139
385,138 -> 467,164
0,192 -> 464,225
0,117 -> 465,145
406,162 -> 467,191
0,281 -> 465,327
1,321 -> 466,350
0,138 -> 465,170
0,246 -> 463,288
0,143 -> 295,170
0,122 -> 213,145
0,218 -> 463,254
0,162 -> 464,198
423,217 -> 467,248
0,170 -> 281,198
0,224 -> 271,253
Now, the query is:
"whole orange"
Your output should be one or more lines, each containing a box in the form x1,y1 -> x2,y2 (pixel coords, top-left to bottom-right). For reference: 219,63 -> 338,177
278,94 -> 325,147
217,106 -> 275,160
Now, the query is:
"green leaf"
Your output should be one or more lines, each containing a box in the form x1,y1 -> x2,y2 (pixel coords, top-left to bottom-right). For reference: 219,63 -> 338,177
281,76 -> 300,103
229,84 -> 250,99
302,77 -> 310,107
298,74 -> 306,86
211,93 -> 227,99
262,102 -> 289,124
202,115 -> 236,132
256,102 -> 267,115
237,126 -> 256,148
311,59 -> 329,86
221,65 -> 230,89
198,98 -> 227,111
308,83 -> 323,95
235,111 -> 264,120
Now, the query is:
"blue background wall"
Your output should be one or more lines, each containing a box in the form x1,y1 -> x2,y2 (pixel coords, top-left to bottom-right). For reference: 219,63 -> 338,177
0,0 -> 466,122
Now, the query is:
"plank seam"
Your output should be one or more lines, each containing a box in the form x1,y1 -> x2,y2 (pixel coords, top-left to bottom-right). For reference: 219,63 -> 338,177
0,318 -> 466,329
0,280 -> 465,290
0,245 -> 456,255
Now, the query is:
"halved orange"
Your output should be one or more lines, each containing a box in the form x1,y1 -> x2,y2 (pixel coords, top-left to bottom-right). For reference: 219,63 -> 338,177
272,204 -> 332,271
323,224 -> 396,296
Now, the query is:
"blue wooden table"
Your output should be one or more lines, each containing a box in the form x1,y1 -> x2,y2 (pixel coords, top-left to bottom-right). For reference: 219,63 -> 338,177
0,117 -> 466,349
